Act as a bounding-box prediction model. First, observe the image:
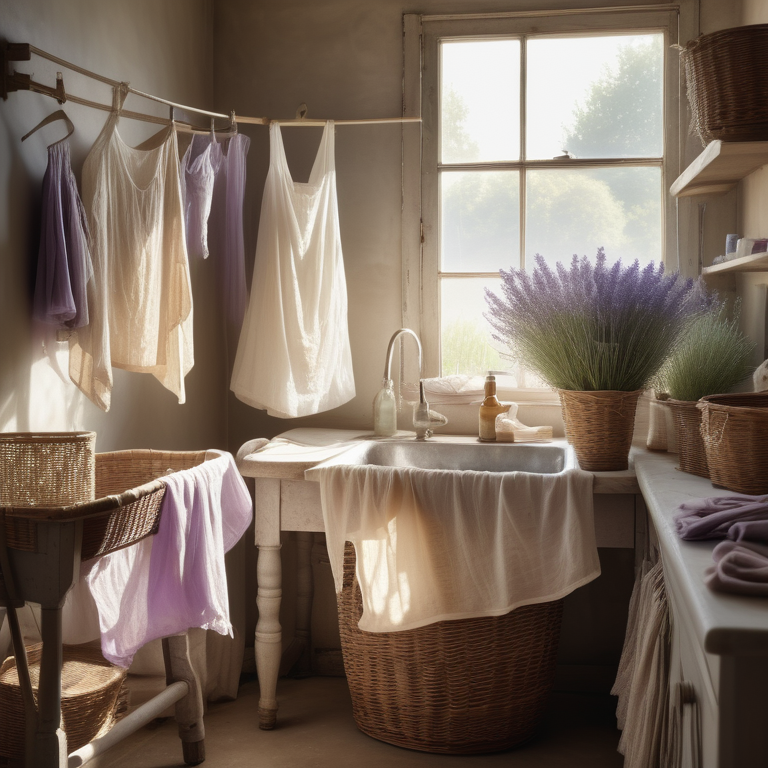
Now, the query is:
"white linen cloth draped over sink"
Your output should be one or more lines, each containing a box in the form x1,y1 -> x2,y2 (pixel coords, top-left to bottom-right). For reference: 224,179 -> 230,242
310,463 -> 601,633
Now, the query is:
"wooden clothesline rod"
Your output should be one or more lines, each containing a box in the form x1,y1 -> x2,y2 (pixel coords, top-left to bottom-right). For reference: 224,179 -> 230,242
11,44 -> 421,127
29,44 -> 231,120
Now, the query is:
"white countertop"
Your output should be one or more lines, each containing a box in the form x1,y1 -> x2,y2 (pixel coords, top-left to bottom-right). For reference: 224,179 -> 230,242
236,428 -> 640,493
635,451 -> 768,657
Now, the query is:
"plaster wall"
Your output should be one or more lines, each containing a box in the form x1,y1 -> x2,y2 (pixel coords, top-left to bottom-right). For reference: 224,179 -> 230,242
0,0 -> 225,453
738,0 -> 768,366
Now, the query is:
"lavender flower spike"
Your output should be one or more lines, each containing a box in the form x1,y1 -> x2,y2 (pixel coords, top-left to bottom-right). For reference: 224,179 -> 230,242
484,249 -> 710,392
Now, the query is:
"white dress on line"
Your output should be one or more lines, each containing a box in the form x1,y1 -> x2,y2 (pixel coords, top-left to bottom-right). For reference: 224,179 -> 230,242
70,84 -> 194,411
231,121 -> 355,418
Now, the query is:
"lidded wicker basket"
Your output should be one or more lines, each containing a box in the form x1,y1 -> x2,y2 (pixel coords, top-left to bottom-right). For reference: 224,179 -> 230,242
337,543 -> 563,754
682,24 -> 768,144
0,644 -> 127,766
666,399 -> 709,478
0,432 -> 95,507
698,393 -> 768,495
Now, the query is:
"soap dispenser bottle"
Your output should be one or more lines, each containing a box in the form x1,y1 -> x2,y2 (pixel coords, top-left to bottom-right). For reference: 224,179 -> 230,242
373,378 -> 397,437
479,374 -> 505,442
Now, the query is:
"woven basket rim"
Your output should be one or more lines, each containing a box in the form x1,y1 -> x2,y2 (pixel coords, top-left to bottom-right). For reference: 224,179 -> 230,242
685,23 -> 768,50
0,432 -> 96,443
557,388 -> 645,397
696,393 -> 768,416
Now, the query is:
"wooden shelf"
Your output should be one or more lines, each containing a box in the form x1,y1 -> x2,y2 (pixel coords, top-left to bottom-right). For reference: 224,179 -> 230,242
702,251 -> 768,276
670,140 -> 768,198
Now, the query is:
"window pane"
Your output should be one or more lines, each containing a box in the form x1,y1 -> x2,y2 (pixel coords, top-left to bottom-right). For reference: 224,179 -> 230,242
525,167 -> 662,267
440,277 -> 505,377
441,171 -> 520,273
526,34 -> 664,160
441,40 -> 520,163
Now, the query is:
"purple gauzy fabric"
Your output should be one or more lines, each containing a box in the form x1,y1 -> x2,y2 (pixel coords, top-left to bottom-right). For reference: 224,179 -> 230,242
207,132 -> 250,330
180,135 -> 216,259
33,140 -> 93,328
674,494 -> 768,541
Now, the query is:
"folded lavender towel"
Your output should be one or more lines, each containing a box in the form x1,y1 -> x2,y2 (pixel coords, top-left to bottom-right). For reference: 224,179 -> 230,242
706,544 -> 768,596
674,495 -> 768,541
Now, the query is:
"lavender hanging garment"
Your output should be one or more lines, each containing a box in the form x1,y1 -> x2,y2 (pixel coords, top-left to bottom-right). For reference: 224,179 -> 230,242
206,133 -> 250,330
33,140 -> 93,328
179,133 -> 216,259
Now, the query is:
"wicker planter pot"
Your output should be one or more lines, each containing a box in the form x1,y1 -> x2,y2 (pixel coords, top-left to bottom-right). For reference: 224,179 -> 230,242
666,399 -> 709,478
698,393 -> 768,495
338,544 -> 563,755
558,390 -> 643,471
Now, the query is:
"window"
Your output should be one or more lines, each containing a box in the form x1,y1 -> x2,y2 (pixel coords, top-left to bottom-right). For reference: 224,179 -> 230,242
403,6 -> 697,386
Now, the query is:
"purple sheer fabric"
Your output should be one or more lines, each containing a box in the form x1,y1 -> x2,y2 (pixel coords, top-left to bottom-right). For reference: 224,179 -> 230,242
181,132 -> 250,329
33,140 -> 92,328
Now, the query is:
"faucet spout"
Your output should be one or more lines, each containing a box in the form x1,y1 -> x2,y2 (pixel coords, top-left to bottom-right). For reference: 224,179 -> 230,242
384,328 -> 422,381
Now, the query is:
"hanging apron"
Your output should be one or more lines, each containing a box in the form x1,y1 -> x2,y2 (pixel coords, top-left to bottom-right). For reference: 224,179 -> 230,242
231,121 -> 355,418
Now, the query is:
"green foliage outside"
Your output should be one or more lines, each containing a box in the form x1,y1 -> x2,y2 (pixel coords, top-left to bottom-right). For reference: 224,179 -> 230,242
441,37 -> 664,375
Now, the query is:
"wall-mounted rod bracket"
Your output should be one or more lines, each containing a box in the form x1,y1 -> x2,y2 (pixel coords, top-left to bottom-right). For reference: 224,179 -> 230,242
2,42 -> 67,104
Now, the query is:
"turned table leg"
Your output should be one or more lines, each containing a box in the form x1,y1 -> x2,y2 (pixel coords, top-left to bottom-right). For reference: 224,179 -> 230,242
255,543 -> 282,729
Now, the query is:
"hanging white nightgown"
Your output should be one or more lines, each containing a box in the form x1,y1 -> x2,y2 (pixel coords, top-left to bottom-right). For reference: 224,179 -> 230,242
231,122 -> 355,418
70,84 -> 193,411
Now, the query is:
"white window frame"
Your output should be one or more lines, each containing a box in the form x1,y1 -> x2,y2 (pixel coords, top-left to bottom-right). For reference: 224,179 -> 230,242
402,3 -> 700,395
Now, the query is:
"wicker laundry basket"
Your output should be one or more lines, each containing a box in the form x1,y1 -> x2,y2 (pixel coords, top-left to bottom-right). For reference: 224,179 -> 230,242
698,393 -> 768,495
337,543 -> 564,755
0,644 -> 127,767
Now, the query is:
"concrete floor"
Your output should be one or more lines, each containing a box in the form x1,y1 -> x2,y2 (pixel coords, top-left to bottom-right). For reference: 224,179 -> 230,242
100,677 -> 624,768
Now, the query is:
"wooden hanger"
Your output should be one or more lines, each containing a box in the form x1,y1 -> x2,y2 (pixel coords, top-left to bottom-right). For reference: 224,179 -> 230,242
21,108 -> 75,144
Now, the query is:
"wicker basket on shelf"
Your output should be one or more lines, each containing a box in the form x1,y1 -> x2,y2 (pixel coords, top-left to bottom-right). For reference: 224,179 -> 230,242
698,393 -> 768,494
337,543 -> 563,755
0,644 -> 128,767
682,24 -> 768,144
666,399 -> 709,478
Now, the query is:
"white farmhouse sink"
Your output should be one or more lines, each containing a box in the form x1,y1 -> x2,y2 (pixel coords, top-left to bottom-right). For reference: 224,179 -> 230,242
306,438 -> 574,476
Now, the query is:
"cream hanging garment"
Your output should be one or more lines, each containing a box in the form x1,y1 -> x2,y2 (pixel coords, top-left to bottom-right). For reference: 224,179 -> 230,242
231,122 -> 355,418
69,84 -> 193,410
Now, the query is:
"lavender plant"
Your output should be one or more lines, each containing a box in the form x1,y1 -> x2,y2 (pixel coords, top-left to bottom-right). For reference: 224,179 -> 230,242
484,249 -> 708,392
654,300 -> 755,402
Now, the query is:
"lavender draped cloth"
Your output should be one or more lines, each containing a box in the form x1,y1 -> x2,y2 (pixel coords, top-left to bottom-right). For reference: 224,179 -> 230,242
675,495 -> 768,596
33,140 -> 92,328
84,450 -> 252,667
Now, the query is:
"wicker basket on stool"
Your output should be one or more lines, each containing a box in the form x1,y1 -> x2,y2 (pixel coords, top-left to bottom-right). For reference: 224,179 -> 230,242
0,644 -> 127,767
337,543 -> 564,755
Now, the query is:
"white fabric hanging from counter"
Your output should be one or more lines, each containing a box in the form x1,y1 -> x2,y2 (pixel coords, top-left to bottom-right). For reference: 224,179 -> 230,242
312,464 -> 600,633
231,121 -> 355,418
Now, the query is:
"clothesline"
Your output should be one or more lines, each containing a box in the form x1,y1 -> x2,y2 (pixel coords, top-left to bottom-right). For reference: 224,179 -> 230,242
4,42 -> 421,131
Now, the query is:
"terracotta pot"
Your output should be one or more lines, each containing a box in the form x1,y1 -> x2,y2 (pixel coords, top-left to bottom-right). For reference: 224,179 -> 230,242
558,389 -> 643,471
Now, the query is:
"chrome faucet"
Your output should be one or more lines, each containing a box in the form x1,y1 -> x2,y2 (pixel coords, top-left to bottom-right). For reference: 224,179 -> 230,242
377,329 -> 447,440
